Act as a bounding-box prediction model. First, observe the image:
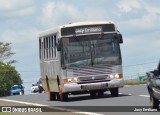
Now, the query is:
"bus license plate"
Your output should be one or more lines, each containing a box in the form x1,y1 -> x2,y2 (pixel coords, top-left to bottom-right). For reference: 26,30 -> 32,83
81,83 -> 106,90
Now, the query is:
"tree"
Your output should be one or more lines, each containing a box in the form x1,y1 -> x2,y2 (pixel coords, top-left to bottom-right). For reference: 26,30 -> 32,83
0,42 -> 17,64
0,42 -> 22,96
0,62 -> 22,96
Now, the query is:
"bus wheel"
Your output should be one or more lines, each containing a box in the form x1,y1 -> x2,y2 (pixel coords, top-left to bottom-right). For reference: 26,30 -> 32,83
110,88 -> 119,97
90,92 -> 96,98
58,85 -> 68,101
98,91 -> 104,97
50,92 -> 56,101
61,93 -> 68,101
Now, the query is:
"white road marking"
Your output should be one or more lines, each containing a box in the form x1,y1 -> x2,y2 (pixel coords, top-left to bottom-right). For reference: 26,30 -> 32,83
119,93 -> 132,96
0,98 -> 103,115
139,95 -> 150,98
0,98 -> 48,106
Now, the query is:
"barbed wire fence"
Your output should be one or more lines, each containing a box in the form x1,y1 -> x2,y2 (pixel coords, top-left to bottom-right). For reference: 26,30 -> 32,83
123,61 -> 158,80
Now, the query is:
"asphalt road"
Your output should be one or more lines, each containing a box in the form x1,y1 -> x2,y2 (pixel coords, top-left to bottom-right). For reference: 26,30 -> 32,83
0,85 -> 160,115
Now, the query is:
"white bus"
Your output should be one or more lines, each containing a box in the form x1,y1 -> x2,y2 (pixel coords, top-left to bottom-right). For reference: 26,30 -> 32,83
39,21 -> 124,101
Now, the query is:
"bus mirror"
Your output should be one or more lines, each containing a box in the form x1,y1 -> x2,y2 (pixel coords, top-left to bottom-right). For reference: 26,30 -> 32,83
118,33 -> 123,44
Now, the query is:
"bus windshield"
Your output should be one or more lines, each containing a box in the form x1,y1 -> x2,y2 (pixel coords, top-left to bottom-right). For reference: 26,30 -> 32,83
61,34 -> 121,68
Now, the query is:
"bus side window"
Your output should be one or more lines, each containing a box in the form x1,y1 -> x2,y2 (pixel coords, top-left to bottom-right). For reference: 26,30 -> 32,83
50,36 -> 53,59
54,35 -> 57,58
51,36 -> 54,59
44,37 -> 46,59
46,37 -> 49,59
50,35 -> 57,59
48,36 -> 51,59
39,38 -> 41,60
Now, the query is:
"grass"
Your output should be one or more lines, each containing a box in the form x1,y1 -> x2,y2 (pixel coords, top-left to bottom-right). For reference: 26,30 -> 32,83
0,113 -> 14,115
124,79 -> 147,85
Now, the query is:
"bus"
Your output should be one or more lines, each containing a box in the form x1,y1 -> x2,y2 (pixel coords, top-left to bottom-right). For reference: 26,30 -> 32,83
39,21 -> 124,101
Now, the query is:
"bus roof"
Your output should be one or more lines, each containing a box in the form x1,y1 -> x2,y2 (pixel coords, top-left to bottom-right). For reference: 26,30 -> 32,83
39,21 -> 115,37
62,21 -> 114,28
39,27 -> 59,38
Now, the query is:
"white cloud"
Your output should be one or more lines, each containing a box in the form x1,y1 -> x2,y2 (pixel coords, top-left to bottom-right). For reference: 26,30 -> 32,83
117,0 -> 142,13
39,1 -> 112,27
0,0 -> 36,17
1,28 -> 39,44
0,0 -> 34,10
40,2 -> 82,27
117,0 -> 160,26
122,30 -> 160,59
118,11 -> 160,36
84,7 -> 108,21
4,6 -> 36,17
144,3 -> 160,14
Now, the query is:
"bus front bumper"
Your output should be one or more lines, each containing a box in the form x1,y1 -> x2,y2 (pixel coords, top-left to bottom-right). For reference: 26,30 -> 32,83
63,79 -> 124,93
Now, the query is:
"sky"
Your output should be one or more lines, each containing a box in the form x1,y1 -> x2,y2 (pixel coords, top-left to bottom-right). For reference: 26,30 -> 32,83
0,0 -> 160,92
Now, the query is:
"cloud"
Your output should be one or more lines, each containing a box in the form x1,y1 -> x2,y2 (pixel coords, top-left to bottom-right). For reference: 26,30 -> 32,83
117,0 -> 142,13
0,0 -> 36,18
119,13 -> 160,34
39,1 -> 115,28
122,30 -> 160,62
1,27 -> 40,75
3,6 -> 36,17
0,0 -> 34,10
40,1 -> 82,27
84,7 -> 108,21
117,0 -> 160,31
1,28 -> 39,44
144,2 -> 160,14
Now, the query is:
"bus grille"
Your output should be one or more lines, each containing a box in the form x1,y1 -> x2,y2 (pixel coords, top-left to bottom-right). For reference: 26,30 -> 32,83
67,65 -> 113,82
79,75 -> 107,81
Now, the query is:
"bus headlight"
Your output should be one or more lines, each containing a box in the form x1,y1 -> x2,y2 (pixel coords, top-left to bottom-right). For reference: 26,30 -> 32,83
63,78 -> 78,83
68,78 -> 72,82
109,74 -> 123,79
115,74 -> 120,78
109,75 -> 114,79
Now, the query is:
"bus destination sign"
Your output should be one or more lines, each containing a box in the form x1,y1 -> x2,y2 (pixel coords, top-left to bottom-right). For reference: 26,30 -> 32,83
61,24 -> 115,36
75,27 -> 102,34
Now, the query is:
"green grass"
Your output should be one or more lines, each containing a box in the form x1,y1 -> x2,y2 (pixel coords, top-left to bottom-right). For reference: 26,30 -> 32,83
0,113 -> 14,115
124,79 -> 147,85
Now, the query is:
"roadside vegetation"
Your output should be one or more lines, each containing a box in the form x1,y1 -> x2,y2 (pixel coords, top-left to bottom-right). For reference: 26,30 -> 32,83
124,79 -> 147,85
0,42 -> 22,97
0,113 -> 14,115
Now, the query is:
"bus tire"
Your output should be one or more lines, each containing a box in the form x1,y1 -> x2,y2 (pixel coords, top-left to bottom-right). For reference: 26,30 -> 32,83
61,93 -> 68,102
50,92 -> 56,101
57,93 -> 61,101
57,76 -> 68,101
90,92 -> 96,98
110,88 -> 119,97
98,91 -> 104,97
58,86 -> 68,101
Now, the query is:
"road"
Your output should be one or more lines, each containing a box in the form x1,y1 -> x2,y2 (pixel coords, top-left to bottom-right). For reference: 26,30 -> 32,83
0,85 -> 160,115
